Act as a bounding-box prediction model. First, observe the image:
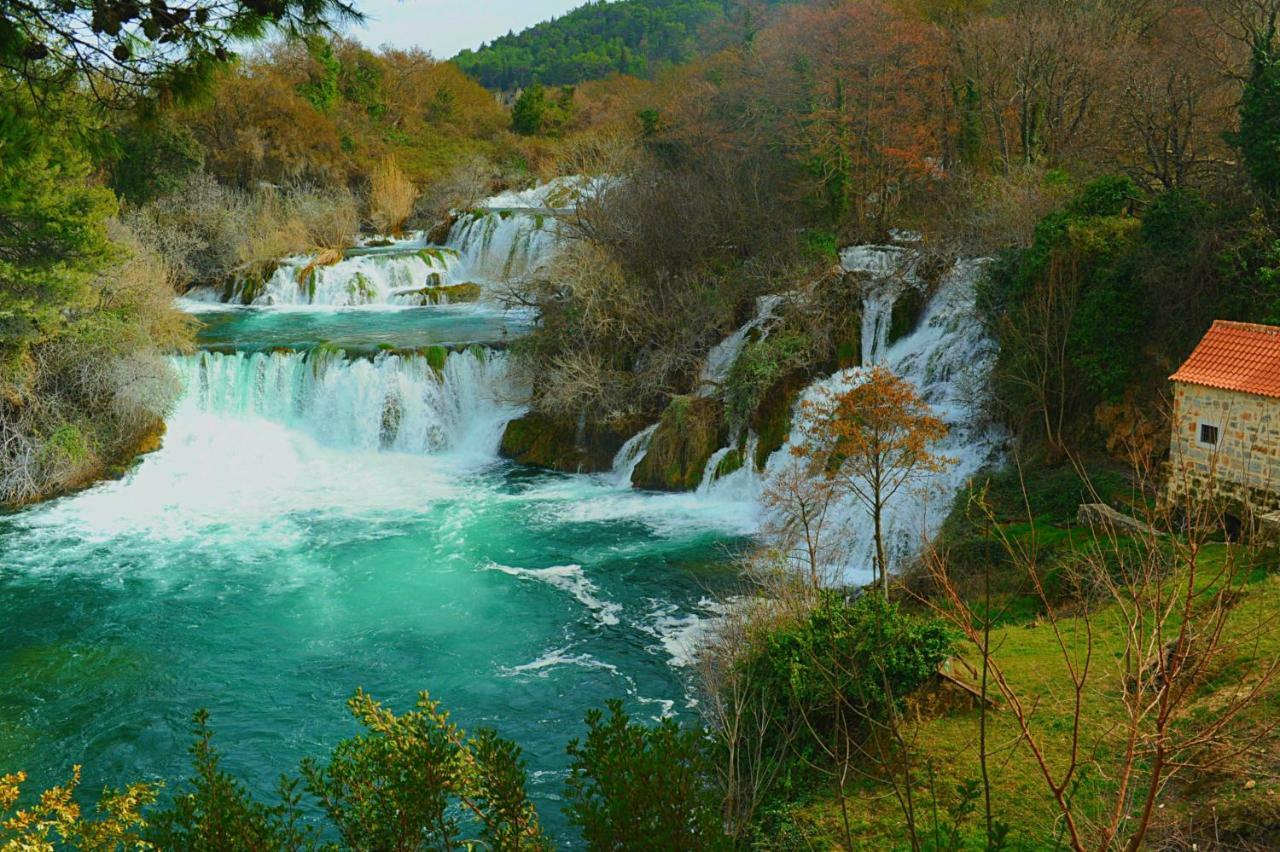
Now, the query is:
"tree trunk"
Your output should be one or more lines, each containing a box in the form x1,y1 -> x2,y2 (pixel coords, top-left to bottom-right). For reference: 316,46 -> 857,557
874,495 -> 887,598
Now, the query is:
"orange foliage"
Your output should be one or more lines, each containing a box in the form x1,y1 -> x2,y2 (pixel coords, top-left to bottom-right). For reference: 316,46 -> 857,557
795,367 -> 952,592
181,38 -> 508,190
756,0 -> 947,230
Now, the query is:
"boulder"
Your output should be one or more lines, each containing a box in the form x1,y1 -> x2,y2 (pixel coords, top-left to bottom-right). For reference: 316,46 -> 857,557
424,212 -> 458,245
402,283 -> 482,306
501,413 -> 645,474
749,371 -> 808,471
632,396 -> 727,491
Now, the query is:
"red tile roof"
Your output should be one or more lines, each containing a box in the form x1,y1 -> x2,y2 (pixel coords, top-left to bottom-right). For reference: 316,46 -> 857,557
1171,320 -> 1280,399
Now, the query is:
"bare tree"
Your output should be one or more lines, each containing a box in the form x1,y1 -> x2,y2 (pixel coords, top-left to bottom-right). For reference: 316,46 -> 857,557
919,454 -> 1280,850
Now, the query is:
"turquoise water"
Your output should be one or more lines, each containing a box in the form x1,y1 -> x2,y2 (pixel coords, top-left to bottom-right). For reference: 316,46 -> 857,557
0,309 -> 757,844
190,303 -> 532,353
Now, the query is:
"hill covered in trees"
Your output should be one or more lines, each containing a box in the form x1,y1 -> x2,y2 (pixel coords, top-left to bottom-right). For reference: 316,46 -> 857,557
452,0 -> 782,89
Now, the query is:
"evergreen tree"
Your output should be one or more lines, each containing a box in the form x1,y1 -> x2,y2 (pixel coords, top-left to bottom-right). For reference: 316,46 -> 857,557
511,83 -> 549,135
0,0 -> 360,107
1240,32 -> 1280,206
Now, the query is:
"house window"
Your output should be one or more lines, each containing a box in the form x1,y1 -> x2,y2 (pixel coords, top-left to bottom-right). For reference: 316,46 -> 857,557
1199,423 -> 1219,446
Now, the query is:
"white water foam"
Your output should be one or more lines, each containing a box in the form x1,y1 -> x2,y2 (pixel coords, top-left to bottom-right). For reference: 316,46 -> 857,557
504,648 -> 621,677
485,562 -> 622,626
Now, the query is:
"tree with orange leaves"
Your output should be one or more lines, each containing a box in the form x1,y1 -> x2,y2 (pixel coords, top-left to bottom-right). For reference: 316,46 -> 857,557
795,367 -> 952,596
756,0 -> 945,231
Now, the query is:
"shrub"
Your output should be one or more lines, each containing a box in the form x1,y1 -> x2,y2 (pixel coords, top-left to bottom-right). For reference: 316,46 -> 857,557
1,767 -> 158,850
128,174 -> 358,294
302,689 -> 546,850
564,700 -> 726,851
149,691 -> 546,850
725,330 -> 813,429
147,709 -> 309,850
739,592 -> 953,738
0,221 -> 190,506
368,155 -> 417,236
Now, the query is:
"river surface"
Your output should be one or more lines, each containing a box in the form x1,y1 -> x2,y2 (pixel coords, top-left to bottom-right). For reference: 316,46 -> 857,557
0,304 -> 755,843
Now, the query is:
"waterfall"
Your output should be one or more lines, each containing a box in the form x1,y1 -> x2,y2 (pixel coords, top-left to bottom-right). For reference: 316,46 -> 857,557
769,257 -> 1005,580
230,177 -> 598,306
443,176 -> 601,284
611,423 -> 659,486
841,245 -> 911,365
250,244 -> 473,307
445,212 -> 561,284
698,295 -> 784,396
692,249 -> 1006,582
173,348 -> 526,458
696,435 -> 763,500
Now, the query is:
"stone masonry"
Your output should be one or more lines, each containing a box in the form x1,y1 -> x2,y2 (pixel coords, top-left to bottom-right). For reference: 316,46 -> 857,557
1166,382 -> 1280,518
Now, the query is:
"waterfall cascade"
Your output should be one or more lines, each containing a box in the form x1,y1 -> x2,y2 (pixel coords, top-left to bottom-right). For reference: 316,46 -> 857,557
174,347 -> 525,458
249,242 -> 471,307
445,176 -> 603,284
698,295 -> 784,396
611,423 -> 659,486
218,177 -> 594,307
693,247 -> 1006,581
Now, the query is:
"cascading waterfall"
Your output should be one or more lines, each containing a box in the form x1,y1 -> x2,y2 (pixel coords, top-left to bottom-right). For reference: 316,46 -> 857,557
695,435 -> 763,500
694,249 -> 1006,582
250,243 -> 470,307
444,176 -> 600,284
174,347 -> 525,458
228,177 -> 598,307
611,423 -> 659,486
698,295 -> 784,396
446,211 -> 561,285
841,244 -> 912,365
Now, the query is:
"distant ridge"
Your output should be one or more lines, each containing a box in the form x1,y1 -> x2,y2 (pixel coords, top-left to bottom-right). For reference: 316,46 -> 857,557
452,0 -> 790,90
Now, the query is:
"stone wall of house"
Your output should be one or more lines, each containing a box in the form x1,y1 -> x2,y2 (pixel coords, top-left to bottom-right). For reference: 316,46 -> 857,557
1166,382 -> 1280,517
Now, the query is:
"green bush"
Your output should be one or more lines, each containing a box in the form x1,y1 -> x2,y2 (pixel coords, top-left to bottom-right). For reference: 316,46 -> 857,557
725,330 -> 812,428
150,691 -> 546,851
740,593 -> 953,734
726,593 -> 953,804
148,709 -> 315,850
564,700 -> 726,851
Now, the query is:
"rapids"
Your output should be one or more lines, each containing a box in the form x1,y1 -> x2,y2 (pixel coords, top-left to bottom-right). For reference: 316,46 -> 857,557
0,172 -> 1001,843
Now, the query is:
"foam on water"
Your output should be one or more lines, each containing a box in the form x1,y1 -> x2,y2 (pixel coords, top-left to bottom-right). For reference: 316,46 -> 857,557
485,562 -> 622,627
692,249 -> 1006,583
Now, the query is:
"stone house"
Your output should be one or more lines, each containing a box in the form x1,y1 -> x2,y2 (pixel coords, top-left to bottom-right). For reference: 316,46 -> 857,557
1166,320 -> 1280,528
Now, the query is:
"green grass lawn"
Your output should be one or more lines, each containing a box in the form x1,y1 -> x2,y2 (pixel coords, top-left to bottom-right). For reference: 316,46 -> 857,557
789,524 -> 1280,850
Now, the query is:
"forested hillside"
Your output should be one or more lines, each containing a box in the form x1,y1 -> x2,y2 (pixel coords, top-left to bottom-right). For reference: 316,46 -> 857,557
453,0 -> 780,89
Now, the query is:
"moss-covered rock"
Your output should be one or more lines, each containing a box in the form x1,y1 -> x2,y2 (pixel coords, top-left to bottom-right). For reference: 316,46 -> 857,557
425,215 -> 457,245
422,345 -> 450,373
131,420 -> 166,457
417,246 -> 461,266
234,262 -> 276,304
835,313 -> 862,369
631,396 -> 727,491
750,371 -> 808,470
715,447 -> 744,479
500,413 -> 648,474
402,282 -> 482,306
346,271 -> 376,303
